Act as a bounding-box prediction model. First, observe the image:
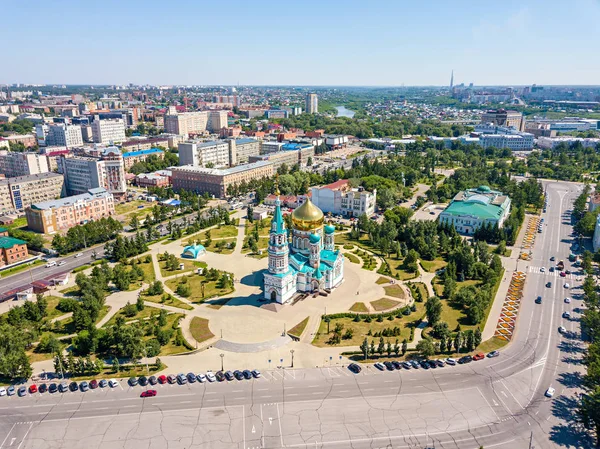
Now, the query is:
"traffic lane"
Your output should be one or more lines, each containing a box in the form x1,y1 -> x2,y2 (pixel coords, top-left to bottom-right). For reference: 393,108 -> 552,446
0,422 -> 33,449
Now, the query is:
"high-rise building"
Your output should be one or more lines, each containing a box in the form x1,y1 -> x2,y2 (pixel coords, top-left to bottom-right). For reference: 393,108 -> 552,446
91,118 -> 127,144
450,70 -> 454,88
207,110 -> 228,132
164,111 -> 228,137
480,109 -> 523,131
0,151 -> 49,178
0,173 -> 65,213
305,93 -> 318,114
43,124 -> 83,147
178,140 -> 230,168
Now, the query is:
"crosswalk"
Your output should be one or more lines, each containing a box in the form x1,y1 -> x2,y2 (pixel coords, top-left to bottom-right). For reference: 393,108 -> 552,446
528,266 -> 579,280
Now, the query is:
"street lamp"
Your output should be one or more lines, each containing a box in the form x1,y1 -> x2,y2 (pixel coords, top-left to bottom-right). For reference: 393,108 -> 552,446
220,353 -> 224,372
290,349 -> 295,368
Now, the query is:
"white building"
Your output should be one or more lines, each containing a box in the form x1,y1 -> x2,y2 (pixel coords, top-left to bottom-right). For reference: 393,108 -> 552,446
310,179 -> 376,218
480,133 -> 534,151
38,124 -> 83,147
537,136 -> 600,150
261,141 -> 285,153
305,93 -> 318,114
164,111 -> 229,138
594,215 -> 600,252
91,118 -> 126,144
178,140 -> 230,168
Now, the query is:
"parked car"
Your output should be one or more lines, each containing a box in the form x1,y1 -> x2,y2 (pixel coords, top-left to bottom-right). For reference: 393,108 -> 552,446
243,370 -> 253,380
139,376 -> 148,386
233,370 -> 244,380
108,379 -> 119,388
374,362 -> 385,371
187,373 -> 197,383
80,381 -> 89,392
540,267 -> 545,272
419,360 -> 430,369
49,383 -> 58,394
39,383 -> 48,393
410,360 -> 420,369
157,375 -> 167,385
216,371 -> 226,382
251,370 -> 261,379
436,359 -> 446,367
0,387 -> 6,396
446,358 -> 457,366
560,272 -> 566,277
549,267 -> 554,272
69,382 -> 79,392
177,373 -> 188,385
28,384 -> 38,394
18,386 -> 27,397
564,283 -> 570,289
128,377 -> 139,387
89,380 -> 98,389
563,311 -> 571,319
402,361 -> 412,369
206,372 -> 217,382
558,326 -> 566,334
458,355 -> 473,364
546,282 -> 552,288
384,361 -> 395,371
224,371 -> 234,381
58,383 -> 68,393
473,353 -> 485,361
348,363 -> 362,373
7,386 -> 15,396
140,390 -> 157,398
196,373 -> 207,383
565,297 -> 571,304
550,256 -> 555,261
99,380 -> 108,388
535,296 -> 542,304
545,387 -> 555,398
487,351 -> 500,358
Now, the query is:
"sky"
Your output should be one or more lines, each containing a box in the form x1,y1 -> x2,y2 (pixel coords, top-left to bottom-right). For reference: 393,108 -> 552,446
3,0 -> 600,86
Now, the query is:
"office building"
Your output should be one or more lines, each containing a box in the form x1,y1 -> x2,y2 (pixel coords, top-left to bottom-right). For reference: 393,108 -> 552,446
121,137 -> 170,151
135,172 -> 170,188
26,188 -> 115,234
536,136 -> 600,150
480,109 -> 523,131
0,228 -> 28,267
58,148 -> 126,199
479,134 -> 534,151
164,111 -> 228,137
249,142 -> 314,169
122,148 -> 164,169
228,138 -> 260,165
306,93 -> 318,114
212,95 -> 240,107
0,173 -> 65,213
178,140 -> 230,168
36,123 -> 83,147
262,141 -> 285,153
311,179 -> 376,218
439,186 -> 511,235
91,118 -> 126,144
172,161 -> 274,198
265,109 -> 289,119
0,151 -> 49,177
325,135 -> 349,150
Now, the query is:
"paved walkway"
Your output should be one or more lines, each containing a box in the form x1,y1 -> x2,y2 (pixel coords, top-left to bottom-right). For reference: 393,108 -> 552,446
213,335 -> 292,353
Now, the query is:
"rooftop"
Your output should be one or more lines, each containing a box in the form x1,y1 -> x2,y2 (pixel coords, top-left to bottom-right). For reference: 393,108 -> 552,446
173,161 -> 272,176
30,188 -> 112,210
0,172 -> 63,185
123,148 -> 164,158
0,236 -> 27,249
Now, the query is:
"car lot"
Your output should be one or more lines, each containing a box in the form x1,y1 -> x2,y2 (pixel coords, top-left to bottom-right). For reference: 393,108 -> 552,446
1,352 -> 504,400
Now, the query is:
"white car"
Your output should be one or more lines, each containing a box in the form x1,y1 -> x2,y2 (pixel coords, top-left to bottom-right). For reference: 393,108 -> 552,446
576,276 -> 581,281
205,372 -> 216,383
564,297 -> 571,304
108,379 -> 119,388
545,387 -> 555,398
540,267 -> 546,273
45,261 -> 56,268
75,253 -> 83,258
563,311 -> 571,319
558,326 -> 566,334
252,370 -> 261,378
446,358 -> 457,366
196,373 -> 206,383
374,362 -> 385,371
0,387 -> 6,396
564,283 -> 570,289
58,261 -> 66,266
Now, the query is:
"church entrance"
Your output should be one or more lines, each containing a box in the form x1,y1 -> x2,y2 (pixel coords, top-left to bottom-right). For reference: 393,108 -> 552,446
270,290 -> 277,301
311,280 -> 320,292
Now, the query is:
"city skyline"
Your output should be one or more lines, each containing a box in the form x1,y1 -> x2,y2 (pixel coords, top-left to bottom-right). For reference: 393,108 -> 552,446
3,0 -> 600,86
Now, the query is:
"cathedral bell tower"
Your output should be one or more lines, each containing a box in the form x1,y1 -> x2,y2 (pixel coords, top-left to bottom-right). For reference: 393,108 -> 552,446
267,176 -> 289,275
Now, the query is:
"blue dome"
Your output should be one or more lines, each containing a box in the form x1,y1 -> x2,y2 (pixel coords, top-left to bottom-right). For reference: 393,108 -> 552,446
324,224 -> 335,234
309,233 -> 321,244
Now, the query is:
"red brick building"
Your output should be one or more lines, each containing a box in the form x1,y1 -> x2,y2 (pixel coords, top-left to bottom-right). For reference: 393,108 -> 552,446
0,227 -> 29,267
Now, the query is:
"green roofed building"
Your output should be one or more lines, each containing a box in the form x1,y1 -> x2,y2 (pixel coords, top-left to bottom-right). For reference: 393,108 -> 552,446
439,185 -> 511,235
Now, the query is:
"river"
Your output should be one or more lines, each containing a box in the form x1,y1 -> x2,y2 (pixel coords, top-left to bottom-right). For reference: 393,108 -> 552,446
335,106 -> 355,118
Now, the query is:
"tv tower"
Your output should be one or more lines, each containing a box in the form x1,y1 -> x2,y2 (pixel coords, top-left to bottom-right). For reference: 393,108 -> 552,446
450,70 -> 454,88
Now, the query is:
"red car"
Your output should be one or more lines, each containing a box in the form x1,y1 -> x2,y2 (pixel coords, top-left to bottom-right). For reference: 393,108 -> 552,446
28,384 -> 38,394
559,272 -> 566,277
140,390 -> 157,398
157,375 -> 167,384
89,380 -> 98,389
473,353 -> 485,361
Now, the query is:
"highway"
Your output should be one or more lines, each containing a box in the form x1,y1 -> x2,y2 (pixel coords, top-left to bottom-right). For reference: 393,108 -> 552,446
0,180 -> 590,448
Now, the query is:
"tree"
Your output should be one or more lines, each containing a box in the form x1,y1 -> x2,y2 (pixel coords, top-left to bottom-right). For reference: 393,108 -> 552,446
454,331 -> 463,353
393,339 -> 400,356
416,338 -> 436,358
377,336 -> 385,355
148,281 -> 164,296
578,388 -> 600,447
112,357 -> 120,373
474,328 -> 482,348
370,340 -> 376,356
176,283 -> 191,297
360,337 -> 369,360
402,339 -> 408,356
443,277 -> 456,299
425,296 -> 442,326
36,334 -> 61,354
136,295 -> 145,312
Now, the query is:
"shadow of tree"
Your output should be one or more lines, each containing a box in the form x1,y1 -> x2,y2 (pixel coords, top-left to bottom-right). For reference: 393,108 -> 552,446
557,340 -> 585,355
549,394 -> 594,448
556,371 -> 584,389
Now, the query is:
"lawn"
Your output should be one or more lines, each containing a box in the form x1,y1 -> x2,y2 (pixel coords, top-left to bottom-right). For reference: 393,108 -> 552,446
115,200 -> 146,215
165,273 -> 234,303
379,254 -> 419,281
204,238 -> 236,255
0,259 -> 44,278
241,236 -> 269,257
420,258 -> 447,273
156,314 -> 191,355
185,225 -> 238,245
69,364 -> 165,382
349,302 -> 369,313
312,303 -> 426,348
376,276 -> 390,285
344,253 -> 360,264
408,282 -> 429,301
189,317 -> 214,343
288,317 -> 310,339
476,337 -> 509,354
370,298 -> 401,312
383,284 -> 406,299
44,295 -> 69,320
130,257 -> 156,282
59,286 -> 81,297
50,305 -> 110,335
245,217 -> 272,236
142,292 -> 193,310
103,305 -> 161,328
158,258 -> 206,278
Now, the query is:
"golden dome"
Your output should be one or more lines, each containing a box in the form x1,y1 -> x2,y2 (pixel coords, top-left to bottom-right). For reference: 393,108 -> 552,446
292,198 -> 324,231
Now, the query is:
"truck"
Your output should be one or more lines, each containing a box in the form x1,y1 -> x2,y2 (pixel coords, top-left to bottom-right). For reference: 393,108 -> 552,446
557,260 -> 565,270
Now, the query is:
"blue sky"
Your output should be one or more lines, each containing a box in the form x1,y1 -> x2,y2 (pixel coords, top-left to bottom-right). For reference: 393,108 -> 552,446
4,0 -> 600,86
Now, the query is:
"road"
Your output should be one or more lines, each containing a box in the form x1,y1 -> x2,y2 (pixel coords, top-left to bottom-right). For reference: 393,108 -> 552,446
0,180 -> 591,448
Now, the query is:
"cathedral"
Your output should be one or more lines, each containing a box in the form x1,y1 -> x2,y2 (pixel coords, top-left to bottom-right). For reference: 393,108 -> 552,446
263,189 -> 345,304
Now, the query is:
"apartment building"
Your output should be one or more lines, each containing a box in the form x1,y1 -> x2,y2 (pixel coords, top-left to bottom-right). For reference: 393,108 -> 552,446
121,137 -> 170,151
0,134 -> 37,148
164,111 -> 229,137
265,109 -> 289,119
227,138 -> 260,165
306,93 -> 318,114
480,109 -> 523,131
479,134 -> 534,151
0,173 -> 65,213
178,140 -> 230,168
172,161 -> 274,198
0,151 -> 49,177
311,180 -> 376,218
0,228 -> 29,267
36,123 -> 83,147
26,188 -> 115,234
135,172 -> 170,188
248,142 -> 314,169
91,118 -> 127,144
58,148 -> 126,198
122,148 -> 164,169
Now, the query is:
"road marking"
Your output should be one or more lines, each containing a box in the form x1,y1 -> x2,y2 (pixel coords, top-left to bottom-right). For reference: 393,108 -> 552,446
499,379 -> 525,410
276,403 -> 284,448
476,387 -> 501,422
0,424 -> 15,448
16,423 -> 33,449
